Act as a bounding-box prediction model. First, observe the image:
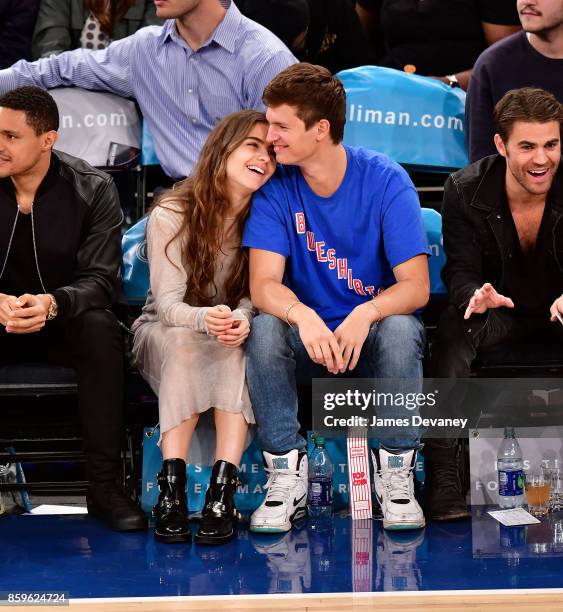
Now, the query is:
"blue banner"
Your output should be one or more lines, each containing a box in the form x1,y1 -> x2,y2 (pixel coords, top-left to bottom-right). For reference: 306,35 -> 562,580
338,66 -> 468,171
141,428 -> 424,514
141,121 -> 160,166
421,208 -> 446,295
121,216 -> 149,305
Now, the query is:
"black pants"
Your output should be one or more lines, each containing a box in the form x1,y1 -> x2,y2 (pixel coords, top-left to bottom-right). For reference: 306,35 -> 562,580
425,305 -> 563,458
0,309 -> 124,483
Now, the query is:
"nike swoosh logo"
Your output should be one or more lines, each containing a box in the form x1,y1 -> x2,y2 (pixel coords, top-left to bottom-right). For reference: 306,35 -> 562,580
294,494 -> 306,507
375,491 -> 383,504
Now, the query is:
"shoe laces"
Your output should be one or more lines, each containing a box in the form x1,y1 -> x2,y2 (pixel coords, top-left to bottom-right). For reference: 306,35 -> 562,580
433,460 -> 462,493
379,466 -> 413,502
263,467 -> 301,504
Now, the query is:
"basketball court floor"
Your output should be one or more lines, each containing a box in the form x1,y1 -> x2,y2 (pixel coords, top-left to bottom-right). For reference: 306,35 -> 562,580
2,508 -> 563,610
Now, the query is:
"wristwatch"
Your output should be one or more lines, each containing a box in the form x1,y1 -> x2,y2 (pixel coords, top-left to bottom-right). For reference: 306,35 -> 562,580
46,294 -> 58,320
445,74 -> 461,88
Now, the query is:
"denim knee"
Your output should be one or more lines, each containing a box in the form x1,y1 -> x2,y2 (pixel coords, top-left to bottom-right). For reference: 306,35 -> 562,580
247,313 -> 290,364
377,315 -> 425,361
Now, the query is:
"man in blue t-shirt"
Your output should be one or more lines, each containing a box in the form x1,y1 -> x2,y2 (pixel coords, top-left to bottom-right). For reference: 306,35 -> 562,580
242,63 -> 430,533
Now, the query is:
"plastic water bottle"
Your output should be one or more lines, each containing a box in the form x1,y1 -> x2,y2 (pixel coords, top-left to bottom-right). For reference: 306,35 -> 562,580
308,436 -> 333,519
497,427 -> 524,509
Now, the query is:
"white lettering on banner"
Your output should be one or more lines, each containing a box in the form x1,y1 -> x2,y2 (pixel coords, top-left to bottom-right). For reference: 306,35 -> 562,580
298,218 -> 380,297
252,484 -> 263,495
251,464 -> 259,473
60,112 -> 128,129
194,483 -> 201,493
237,484 -> 248,494
349,104 -> 464,132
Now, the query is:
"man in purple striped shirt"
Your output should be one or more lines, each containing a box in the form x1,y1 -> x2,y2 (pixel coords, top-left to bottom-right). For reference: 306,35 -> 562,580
0,0 -> 296,179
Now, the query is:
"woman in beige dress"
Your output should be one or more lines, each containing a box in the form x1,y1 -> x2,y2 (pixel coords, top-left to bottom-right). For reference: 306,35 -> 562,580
132,110 -> 275,545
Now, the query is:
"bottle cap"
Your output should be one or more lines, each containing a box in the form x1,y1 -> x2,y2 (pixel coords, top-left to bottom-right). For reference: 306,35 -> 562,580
316,436 -> 325,446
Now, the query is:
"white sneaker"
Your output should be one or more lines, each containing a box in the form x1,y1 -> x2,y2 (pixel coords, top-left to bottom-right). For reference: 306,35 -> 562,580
372,447 -> 425,531
250,449 -> 308,533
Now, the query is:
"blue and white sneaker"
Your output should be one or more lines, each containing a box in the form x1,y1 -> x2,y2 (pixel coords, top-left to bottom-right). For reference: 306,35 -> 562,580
372,447 -> 425,530
250,450 -> 308,533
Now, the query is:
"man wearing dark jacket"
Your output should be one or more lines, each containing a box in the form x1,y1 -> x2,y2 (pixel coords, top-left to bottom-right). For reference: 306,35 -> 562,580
426,87 -> 563,521
0,86 -> 146,531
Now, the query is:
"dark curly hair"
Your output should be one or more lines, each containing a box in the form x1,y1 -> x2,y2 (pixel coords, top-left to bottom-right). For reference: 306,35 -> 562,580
0,86 -> 59,134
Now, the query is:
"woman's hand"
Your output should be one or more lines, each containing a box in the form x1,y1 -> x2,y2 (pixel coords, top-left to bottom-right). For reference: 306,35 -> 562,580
217,318 -> 250,348
205,305 -> 234,336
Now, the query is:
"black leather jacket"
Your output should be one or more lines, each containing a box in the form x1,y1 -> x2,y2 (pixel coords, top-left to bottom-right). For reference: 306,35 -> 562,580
0,150 -> 123,320
441,154 -> 563,310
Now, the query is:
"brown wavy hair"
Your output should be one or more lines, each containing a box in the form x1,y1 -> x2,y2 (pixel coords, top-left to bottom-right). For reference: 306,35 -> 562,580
85,0 -> 137,36
154,110 -> 270,309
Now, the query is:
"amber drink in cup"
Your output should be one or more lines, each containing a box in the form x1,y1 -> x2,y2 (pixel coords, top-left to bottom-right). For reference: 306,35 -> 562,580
525,473 -> 551,517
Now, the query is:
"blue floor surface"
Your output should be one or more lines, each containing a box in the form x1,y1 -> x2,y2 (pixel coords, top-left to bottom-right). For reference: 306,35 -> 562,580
2,508 -> 563,598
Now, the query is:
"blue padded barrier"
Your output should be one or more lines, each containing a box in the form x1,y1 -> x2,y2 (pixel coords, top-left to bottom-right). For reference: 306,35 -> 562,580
141,122 -> 160,167
338,66 -> 468,171
121,216 -> 149,306
421,207 -> 446,295
121,208 -> 446,305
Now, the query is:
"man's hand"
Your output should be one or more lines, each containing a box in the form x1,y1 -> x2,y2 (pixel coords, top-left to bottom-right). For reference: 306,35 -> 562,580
464,283 -> 514,320
0,293 -> 18,327
333,303 -> 374,371
292,304 -> 344,374
217,318 -> 250,348
550,294 -> 563,324
205,305 -> 234,336
5,293 -> 50,334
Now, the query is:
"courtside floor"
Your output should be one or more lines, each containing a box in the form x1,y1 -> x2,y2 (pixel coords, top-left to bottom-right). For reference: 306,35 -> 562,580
2,507 -> 563,607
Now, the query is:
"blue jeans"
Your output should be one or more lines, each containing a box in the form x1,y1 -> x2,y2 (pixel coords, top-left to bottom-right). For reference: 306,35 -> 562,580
246,314 -> 425,453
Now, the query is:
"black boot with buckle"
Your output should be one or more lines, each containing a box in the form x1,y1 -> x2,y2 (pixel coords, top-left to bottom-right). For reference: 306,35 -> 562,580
195,460 -> 241,545
153,458 -> 191,543
423,438 -> 471,522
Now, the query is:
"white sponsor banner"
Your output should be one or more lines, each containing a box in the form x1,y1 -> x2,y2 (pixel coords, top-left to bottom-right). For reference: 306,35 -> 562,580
469,427 -> 563,506
50,88 -> 141,167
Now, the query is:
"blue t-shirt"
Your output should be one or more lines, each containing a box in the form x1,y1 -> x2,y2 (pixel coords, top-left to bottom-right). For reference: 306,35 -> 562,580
242,145 -> 429,330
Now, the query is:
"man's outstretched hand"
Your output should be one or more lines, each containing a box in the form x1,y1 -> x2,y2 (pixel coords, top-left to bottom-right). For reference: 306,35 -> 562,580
464,283 -> 514,320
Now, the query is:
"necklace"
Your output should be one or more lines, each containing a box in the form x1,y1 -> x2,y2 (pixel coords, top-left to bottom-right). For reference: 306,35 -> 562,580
0,201 -> 48,293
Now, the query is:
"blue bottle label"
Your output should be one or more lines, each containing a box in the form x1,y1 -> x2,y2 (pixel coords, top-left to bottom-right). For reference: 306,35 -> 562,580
308,479 -> 332,507
498,469 -> 524,496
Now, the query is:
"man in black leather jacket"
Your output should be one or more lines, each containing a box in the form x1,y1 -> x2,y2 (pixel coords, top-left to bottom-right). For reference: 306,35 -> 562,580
425,87 -> 563,522
0,86 -> 146,531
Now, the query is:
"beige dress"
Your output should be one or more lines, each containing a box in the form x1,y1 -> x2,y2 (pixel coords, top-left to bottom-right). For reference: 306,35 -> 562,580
131,203 -> 255,463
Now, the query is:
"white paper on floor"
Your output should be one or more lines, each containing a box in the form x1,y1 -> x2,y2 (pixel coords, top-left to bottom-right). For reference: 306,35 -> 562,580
28,504 -> 88,515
